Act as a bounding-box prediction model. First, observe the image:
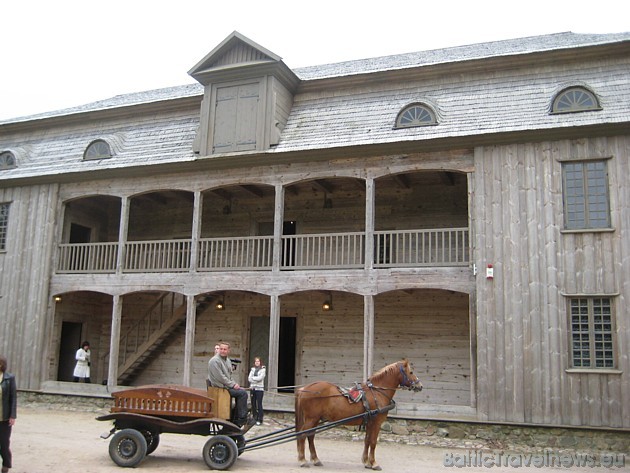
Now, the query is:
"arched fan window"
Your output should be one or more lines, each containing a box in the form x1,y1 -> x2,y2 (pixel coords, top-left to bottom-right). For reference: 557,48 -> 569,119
395,103 -> 437,128
552,87 -> 601,114
84,139 -> 112,160
0,151 -> 16,170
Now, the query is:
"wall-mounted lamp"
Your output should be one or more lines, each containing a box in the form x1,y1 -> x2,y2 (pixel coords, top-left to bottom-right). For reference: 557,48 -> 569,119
323,193 -> 333,209
322,292 -> 333,311
54,295 -> 62,303
215,294 -> 225,310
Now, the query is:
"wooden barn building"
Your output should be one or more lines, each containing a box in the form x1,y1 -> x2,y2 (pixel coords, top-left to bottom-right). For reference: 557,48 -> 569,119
1,31 -> 629,429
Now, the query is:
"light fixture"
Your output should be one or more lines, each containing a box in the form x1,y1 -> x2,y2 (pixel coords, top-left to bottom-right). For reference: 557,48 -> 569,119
54,295 -> 62,303
215,294 -> 225,310
323,193 -> 333,209
322,292 -> 333,311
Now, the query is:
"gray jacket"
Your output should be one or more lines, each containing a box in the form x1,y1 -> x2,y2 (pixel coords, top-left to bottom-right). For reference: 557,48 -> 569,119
207,354 -> 235,389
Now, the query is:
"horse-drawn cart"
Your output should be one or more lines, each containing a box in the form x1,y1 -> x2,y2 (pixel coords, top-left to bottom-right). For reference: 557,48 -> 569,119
97,360 -> 421,470
97,384 -> 247,469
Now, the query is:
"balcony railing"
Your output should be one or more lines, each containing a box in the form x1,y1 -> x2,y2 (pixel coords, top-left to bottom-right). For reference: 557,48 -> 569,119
57,228 -> 469,273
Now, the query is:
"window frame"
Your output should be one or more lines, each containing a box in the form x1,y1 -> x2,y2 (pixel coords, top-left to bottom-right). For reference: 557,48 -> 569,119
567,296 -> 617,370
0,150 -> 16,170
0,202 -> 10,251
561,159 -> 611,231
395,103 -> 438,128
83,139 -> 112,160
551,86 -> 601,114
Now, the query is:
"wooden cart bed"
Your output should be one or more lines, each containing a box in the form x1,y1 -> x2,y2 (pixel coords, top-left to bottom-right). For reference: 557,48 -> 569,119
110,384 -> 231,420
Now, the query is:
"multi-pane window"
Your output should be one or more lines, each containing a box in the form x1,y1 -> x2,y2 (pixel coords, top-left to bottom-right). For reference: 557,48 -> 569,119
569,297 -> 615,368
395,103 -> 437,128
562,160 -> 611,230
84,140 -> 112,160
552,87 -> 601,114
0,151 -> 16,170
0,203 -> 9,251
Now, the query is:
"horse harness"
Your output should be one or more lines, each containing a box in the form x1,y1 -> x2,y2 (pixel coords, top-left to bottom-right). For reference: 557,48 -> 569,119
337,380 -> 396,429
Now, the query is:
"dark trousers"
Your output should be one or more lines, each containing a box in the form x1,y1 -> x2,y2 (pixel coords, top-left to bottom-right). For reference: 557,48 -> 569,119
250,389 -> 264,422
227,388 -> 248,424
73,377 -> 91,383
0,421 -> 12,469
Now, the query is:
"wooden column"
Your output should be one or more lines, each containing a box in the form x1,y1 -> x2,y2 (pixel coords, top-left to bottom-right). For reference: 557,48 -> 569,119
190,191 -> 202,272
364,178 -> 375,270
272,185 -> 285,272
116,197 -> 130,274
268,294 -> 280,392
107,295 -> 123,388
363,294 -> 375,380
183,294 -> 197,386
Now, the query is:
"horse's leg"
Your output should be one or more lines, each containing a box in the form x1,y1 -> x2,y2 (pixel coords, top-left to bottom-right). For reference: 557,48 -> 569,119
307,433 -> 323,466
297,433 -> 308,467
363,421 -> 383,470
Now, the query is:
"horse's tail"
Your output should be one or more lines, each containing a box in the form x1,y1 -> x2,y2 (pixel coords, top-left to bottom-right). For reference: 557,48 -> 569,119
295,388 -> 304,431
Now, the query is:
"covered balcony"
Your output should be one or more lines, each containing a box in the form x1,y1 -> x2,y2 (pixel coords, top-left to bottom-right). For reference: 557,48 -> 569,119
56,171 -> 470,274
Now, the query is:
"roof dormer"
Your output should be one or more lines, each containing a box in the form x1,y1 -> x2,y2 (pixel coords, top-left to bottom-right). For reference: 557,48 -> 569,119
188,31 -> 300,155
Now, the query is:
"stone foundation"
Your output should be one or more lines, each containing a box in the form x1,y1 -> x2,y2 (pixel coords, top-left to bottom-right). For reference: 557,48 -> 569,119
20,391 -> 629,459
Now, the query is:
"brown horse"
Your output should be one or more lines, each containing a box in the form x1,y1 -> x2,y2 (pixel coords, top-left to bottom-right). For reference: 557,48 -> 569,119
295,359 -> 422,470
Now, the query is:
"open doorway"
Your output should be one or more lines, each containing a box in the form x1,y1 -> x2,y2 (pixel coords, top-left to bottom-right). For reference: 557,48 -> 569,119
249,316 -> 296,392
57,321 -> 82,381
69,223 -> 92,243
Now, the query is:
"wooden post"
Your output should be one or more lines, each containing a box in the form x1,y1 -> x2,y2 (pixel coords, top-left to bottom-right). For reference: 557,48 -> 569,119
272,185 -> 284,272
183,294 -> 196,386
190,191 -> 202,272
268,294 -> 280,393
363,294 -> 374,380
364,178 -> 374,270
116,197 -> 129,274
107,295 -> 123,389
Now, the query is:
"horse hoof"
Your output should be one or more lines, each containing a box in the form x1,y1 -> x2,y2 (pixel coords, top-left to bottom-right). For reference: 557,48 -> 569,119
313,460 -> 323,467
372,466 -> 382,471
300,462 -> 310,468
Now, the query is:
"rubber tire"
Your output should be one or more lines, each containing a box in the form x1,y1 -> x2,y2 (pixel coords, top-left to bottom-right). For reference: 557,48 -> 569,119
140,429 -> 160,455
202,435 -> 238,470
108,428 -> 148,468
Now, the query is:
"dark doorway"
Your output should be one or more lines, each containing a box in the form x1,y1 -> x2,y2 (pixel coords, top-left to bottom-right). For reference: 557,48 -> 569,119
277,317 -> 296,392
282,221 -> 296,267
249,316 -> 296,393
69,223 -> 91,243
57,322 -> 82,381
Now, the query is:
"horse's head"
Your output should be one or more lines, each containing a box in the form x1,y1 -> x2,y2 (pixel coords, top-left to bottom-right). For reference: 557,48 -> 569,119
398,360 -> 423,392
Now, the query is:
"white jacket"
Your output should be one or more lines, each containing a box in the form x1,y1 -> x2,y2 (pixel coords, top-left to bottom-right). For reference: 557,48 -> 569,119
248,366 -> 266,391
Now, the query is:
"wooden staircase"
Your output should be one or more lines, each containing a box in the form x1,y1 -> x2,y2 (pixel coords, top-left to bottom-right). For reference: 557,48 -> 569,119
104,293 -> 216,385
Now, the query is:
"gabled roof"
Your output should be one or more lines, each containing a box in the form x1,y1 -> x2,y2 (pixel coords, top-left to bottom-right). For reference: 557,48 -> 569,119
188,31 -> 298,89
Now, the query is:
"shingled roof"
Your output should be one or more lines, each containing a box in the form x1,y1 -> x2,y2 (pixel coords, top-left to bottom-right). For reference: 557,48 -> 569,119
2,31 -> 628,125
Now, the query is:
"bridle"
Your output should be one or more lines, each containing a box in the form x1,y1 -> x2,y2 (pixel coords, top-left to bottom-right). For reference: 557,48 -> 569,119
398,362 -> 421,390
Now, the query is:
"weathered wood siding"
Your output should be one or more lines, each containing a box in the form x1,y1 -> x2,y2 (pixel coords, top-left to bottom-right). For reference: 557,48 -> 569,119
374,290 -> 470,406
474,135 -> 630,427
0,184 -> 59,389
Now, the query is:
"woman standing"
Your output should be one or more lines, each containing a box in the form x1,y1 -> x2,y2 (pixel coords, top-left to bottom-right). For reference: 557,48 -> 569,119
248,357 -> 266,425
0,355 -> 16,473
73,341 -> 91,383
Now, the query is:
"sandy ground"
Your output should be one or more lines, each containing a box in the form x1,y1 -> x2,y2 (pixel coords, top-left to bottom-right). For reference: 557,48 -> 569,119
8,405 -> 627,473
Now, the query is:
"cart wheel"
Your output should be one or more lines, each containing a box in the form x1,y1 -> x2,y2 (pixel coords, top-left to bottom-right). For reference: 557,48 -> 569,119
140,428 -> 160,455
202,435 -> 238,470
109,428 -> 148,467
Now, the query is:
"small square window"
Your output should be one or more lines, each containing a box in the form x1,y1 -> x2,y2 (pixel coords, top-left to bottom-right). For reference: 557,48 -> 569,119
568,297 -> 616,369
0,202 -> 9,251
562,160 -> 611,230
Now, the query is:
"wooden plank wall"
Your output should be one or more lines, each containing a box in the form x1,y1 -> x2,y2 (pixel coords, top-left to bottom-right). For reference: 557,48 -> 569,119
0,184 -> 59,389
474,135 -> 630,428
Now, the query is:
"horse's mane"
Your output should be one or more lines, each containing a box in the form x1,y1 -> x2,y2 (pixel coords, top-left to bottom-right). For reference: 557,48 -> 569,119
368,359 -> 406,384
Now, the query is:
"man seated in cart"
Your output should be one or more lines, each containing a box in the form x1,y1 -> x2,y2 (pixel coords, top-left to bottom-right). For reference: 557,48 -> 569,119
207,341 -> 252,427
